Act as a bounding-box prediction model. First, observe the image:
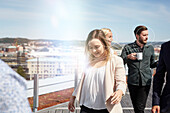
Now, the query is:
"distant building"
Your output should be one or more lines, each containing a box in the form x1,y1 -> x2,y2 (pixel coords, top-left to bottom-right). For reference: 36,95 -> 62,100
17,45 -> 24,52
6,46 -> 17,52
27,57 -> 77,80
154,47 -> 161,60
26,45 -> 85,80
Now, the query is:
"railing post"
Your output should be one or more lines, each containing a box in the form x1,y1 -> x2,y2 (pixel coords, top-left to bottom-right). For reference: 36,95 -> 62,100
74,68 -> 78,89
33,74 -> 39,112
74,56 -> 78,89
74,68 -> 78,113
74,56 -> 79,113
33,57 -> 39,112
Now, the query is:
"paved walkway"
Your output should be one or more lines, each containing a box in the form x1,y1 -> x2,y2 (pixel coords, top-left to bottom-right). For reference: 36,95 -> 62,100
36,86 -> 153,113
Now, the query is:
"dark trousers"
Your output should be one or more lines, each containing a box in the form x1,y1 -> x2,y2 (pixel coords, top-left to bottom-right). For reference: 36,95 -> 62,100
80,105 -> 109,113
161,108 -> 170,113
128,84 -> 151,113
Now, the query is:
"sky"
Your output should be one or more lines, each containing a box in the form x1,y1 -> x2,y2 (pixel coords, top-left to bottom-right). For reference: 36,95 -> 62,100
0,0 -> 170,43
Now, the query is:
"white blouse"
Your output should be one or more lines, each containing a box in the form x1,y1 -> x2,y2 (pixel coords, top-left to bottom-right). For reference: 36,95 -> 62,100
79,65 -> 106,109
110,48 -> 115,55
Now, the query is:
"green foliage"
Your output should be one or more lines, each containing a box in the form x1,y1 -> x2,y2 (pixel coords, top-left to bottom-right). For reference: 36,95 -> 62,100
0,37 -> 30,44
17,65 -> 26,79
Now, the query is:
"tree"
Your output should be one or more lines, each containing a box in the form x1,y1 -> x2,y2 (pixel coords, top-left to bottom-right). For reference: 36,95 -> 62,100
17,65 -> 26,79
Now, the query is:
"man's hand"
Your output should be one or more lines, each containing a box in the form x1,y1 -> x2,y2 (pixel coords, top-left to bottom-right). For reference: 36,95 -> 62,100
152,105 -> 160,113
127,53 -> 137,60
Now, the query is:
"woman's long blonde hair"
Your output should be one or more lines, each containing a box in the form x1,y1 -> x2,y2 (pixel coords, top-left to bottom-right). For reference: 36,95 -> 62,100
85,29 -> 110,63
101,28 -> 111,36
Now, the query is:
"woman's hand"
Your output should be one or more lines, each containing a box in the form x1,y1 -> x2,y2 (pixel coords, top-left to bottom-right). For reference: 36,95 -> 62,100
110,90 -> 123,104
68,96 -> 76,112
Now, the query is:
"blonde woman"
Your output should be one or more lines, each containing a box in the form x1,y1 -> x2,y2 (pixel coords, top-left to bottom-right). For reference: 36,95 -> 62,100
101,28 -> 117,55
68,29 -> 126,113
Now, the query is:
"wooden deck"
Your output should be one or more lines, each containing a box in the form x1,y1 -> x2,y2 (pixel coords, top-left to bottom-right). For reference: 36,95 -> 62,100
36,86 -> 153,113
120,88 -> 152,113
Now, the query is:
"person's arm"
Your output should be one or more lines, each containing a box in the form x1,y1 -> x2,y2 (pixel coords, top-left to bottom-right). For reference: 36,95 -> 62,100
68,96 -> 76,112
120,46 -> 128,64
152,44 -> 166,109
68,73 -> 85,111
0,60 -> 32,113
150,46 -> 158,68
121,45 -> 137,63
110,57 -> 127,104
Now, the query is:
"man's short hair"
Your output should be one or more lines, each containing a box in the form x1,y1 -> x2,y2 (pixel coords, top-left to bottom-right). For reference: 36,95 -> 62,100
134,25 -> 148,36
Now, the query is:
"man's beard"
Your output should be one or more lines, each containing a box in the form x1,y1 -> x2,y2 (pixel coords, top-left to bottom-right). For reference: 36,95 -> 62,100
139,36 -> 147,44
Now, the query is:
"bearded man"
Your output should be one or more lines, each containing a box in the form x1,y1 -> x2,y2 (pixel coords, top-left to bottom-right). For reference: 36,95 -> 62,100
121,25 -> 157,113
